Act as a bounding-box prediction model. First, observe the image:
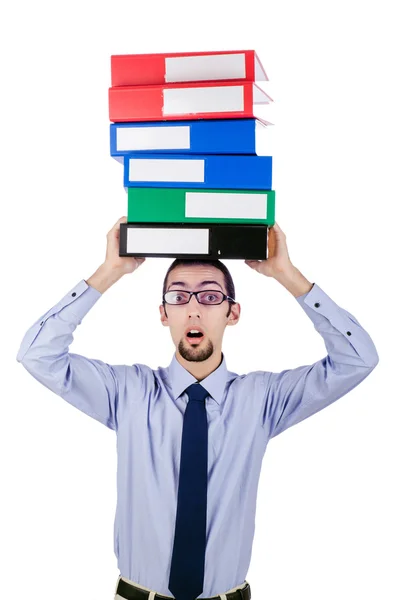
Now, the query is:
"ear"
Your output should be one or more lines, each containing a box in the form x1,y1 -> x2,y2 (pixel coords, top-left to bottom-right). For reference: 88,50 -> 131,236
227,302 -> 241,327
159,304 -> 169,327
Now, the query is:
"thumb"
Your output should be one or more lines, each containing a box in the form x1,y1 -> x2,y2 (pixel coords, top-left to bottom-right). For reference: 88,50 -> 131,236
244,260 -> 261,271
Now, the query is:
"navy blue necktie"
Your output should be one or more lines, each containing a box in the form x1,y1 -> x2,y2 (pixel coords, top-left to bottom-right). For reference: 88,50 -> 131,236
168,382 -> 209,600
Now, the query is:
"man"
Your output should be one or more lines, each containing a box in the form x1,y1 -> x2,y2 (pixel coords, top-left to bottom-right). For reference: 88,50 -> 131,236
16,216 -> 379,600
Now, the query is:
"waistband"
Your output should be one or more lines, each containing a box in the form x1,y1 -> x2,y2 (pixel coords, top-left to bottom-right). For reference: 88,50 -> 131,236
114,575 -> 251,600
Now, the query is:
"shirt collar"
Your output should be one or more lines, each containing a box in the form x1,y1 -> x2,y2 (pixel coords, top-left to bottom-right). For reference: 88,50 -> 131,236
167,352 -> 228,406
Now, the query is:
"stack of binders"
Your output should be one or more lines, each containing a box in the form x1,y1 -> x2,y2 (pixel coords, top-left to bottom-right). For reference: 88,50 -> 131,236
108,49 -> 276,260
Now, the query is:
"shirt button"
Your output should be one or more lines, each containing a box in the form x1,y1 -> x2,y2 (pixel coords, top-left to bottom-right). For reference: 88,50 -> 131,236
346,331 -> 352,336
40,321 -> 44,326
314,302 -> 320,308
72,292 -> 76,297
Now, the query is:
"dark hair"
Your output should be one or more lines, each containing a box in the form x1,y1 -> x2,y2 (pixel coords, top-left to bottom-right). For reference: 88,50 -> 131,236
162,259 -> 236,317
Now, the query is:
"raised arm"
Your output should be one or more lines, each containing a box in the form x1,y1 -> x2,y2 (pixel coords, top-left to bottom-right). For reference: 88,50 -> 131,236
262,279 -> 379,438
16,216 -> 146,431
245,223 -> 379,439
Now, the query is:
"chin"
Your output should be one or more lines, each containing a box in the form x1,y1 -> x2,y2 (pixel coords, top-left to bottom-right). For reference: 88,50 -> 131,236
178,338 -> 214,362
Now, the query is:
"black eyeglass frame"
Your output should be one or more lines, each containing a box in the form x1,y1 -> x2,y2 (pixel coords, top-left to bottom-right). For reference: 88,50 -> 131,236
162,289 -> 237,306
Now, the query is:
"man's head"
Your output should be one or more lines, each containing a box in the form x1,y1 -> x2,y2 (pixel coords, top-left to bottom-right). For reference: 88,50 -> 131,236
159,259 -> 241,364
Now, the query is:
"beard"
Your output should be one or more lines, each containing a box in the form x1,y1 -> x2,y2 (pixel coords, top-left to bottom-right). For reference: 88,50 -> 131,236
178,336 -> 214,362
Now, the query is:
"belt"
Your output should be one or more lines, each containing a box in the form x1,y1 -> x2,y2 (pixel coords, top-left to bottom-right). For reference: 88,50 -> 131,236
115,576 -> 252,600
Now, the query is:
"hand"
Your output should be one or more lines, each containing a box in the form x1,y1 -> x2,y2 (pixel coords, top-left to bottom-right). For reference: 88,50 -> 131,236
245,222 -> 294,278
104,216 -> 146,275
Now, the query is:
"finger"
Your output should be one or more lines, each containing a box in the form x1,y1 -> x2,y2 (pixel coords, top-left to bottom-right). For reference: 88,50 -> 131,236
112,216 -> 127,229
244,260 -> 260,271
271,222 -> 285,237
108,216 -> 127,236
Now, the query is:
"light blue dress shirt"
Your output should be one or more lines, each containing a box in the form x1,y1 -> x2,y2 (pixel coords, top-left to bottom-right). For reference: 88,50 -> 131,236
16,279 -> 379,598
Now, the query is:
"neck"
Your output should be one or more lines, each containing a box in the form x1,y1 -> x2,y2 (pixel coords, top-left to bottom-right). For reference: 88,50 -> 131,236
175,350 -> 223,381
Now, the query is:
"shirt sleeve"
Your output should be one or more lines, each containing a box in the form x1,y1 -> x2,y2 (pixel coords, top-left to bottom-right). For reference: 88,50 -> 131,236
16,279 -> 128,431
262,282 -> 379,440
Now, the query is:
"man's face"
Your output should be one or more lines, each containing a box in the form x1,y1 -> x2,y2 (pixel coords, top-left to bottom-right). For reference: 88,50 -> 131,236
159,265 -> 240,363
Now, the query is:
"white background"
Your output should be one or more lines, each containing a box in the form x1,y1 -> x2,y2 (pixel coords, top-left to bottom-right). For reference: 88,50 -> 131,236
1,0 -> 395,599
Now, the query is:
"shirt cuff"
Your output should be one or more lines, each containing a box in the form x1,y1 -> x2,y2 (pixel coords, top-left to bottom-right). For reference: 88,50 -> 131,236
294,282 -> 379,367
58,279 -> 103,323
295,282 -> 350,328
16,280 -> 102,363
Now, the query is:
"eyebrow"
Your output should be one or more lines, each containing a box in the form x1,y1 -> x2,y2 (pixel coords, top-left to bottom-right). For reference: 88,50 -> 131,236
168,280 -> 224,291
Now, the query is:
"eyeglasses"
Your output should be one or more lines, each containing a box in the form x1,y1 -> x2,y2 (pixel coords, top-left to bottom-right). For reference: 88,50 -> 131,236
163,289 -> 236,306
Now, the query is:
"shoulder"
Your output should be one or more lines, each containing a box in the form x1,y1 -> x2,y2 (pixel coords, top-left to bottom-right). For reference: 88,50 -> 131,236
225,367 -> 270,391
124,361 -> 170,387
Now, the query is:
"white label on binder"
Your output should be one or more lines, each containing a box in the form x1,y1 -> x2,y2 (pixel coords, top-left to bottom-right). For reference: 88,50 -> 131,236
163,85 -> 244,115
185,192 -> 268,219
126,228 -> 210,254
116,126 -> 190,151
128,159 -> 205,182
165,53 -> 246,83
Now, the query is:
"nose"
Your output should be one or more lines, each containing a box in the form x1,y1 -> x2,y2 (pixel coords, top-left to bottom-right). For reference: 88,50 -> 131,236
187,294 -> 202,317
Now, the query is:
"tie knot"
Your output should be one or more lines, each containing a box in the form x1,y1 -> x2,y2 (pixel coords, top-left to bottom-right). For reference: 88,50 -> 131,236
185,383 -> 208,403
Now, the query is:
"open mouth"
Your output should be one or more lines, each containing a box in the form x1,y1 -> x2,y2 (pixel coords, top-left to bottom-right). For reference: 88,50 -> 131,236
185,329 -> 205,344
